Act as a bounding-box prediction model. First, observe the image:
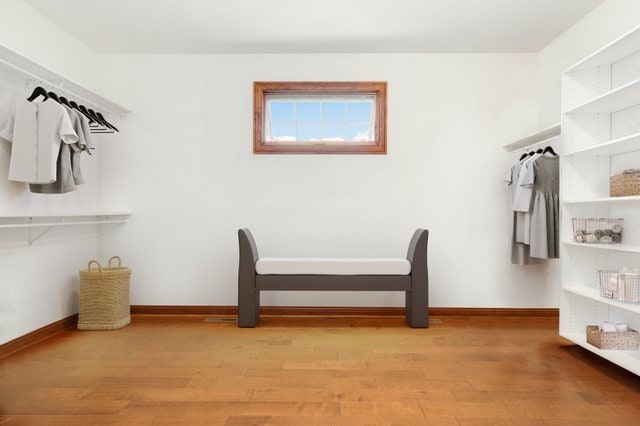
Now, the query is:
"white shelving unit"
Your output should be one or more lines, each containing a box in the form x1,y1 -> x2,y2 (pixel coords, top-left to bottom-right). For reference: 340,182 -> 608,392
561,24 -> 640,375
0,212 -> 131,245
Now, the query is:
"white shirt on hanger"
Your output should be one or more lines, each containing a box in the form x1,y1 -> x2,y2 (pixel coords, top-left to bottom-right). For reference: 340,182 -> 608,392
0,99 -> 78,184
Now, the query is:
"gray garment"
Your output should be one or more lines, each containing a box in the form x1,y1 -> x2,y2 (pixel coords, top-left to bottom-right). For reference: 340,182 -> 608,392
62,106 -> 86,185
29,142 -> 76,194
528,156 -> 560,259
508,161 -> 545,265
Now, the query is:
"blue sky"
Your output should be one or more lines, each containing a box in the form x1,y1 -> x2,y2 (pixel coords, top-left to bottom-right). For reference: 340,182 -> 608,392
267,100 -> 373,141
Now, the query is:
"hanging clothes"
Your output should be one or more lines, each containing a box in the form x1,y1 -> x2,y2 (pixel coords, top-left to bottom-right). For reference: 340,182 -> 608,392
0,99 -> 77,183
521,155 -> 560,259
507,159 -> 545,265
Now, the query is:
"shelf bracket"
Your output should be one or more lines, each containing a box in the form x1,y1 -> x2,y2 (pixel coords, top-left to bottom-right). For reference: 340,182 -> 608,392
27,216 -> 63,245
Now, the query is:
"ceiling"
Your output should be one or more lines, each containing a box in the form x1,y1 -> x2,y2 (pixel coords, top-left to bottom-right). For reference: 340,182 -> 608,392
24,0 -> 604,54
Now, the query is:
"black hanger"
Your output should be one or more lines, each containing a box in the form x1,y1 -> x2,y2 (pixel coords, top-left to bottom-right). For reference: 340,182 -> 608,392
69,101 -> 94,122
58,96 -> 72,108
27,86 -> 49,102
543,146 -> 558,156
47,91 -> 61,103
519,152 -> 528,161
96,112 -> 119,132
536,148 -> 544,154
88,108 -> 114,130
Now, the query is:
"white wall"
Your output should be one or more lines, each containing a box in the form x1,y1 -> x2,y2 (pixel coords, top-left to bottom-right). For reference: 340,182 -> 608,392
96,53 -> 551,309
0,2 -> 104,345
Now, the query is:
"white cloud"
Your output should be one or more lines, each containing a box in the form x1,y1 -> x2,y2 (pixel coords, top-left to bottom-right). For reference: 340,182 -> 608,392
271,135 -> 297,142
353,130 -> 371,141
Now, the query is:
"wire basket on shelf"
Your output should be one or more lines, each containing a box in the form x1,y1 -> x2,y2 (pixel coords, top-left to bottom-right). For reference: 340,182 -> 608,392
572,218 -> 623,244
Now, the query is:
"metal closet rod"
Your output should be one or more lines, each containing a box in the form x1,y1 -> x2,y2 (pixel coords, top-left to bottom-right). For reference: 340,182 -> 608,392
0,57 -> 123,117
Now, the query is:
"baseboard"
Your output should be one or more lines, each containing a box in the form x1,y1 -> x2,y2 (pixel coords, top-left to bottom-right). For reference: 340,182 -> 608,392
0,306 -> 559,358
130,305 -> 559,318
0,314 -> 78,359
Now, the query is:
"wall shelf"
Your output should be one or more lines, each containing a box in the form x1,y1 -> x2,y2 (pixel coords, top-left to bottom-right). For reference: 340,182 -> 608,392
0,212 -> 131,245
565,24 -> 640,73
563,195 -> 640,204
502,122 -> 561,152
563,132 -> 640,158
563,285 -> 640,315
0,44 -> 131,116
564,78 -> 640,115
562,241 -> 640,254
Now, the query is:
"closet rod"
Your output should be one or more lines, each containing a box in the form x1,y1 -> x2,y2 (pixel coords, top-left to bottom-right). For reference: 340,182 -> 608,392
511,134 -> 560,152
0,56 -> 128,118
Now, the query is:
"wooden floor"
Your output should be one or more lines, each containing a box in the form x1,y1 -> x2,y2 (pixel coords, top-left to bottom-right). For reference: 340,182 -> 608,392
1,315 -> 640,425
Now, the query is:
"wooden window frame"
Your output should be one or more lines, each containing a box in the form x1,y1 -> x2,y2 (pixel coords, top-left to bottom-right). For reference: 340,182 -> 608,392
253,81 -> 387,154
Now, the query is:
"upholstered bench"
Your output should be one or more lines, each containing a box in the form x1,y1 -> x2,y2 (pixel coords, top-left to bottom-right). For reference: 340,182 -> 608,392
237,228 -> 429,328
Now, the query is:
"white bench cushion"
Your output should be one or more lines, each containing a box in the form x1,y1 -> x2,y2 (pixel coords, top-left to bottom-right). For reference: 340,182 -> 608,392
255,258 -> 411,276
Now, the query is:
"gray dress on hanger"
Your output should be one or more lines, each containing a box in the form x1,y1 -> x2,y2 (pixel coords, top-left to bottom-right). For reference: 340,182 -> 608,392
528,155 -> 560,259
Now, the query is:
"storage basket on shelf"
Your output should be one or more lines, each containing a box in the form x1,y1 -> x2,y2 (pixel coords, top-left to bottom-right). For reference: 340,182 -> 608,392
78,256 -> 131,330
610,170 -> 640,197
598,270 -> 640,302
586,325 -> 639,350
572,218 -> 623,244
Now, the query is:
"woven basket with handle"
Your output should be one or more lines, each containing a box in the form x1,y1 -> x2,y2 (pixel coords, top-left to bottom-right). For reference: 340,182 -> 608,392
78,256 -> 131,330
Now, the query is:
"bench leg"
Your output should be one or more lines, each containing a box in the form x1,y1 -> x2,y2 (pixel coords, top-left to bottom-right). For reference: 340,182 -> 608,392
238,263 -> 260,327
406,276 -> 429,328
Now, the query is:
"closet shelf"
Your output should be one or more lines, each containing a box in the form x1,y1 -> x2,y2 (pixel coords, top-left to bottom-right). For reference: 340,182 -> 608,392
560,332 -> 640,376
0,44 -> 131,116
501,122 -> 561,152
563,240 -> 640,253
0,212 -> 131,245
562,285 -> 640,314
563,195 -> 640,204
565,24 -> 640,73
564,78 -> 640,115
563,132 -> 640,158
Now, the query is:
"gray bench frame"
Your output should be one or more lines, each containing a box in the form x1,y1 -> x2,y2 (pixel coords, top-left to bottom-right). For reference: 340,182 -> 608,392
237,228 -> 429,328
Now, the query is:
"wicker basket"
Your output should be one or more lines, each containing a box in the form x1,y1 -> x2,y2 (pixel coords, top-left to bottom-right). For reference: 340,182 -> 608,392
78,256 -> 131,330
572,218 -> 623,244
610,171 -> 640,197
586,325 -> 639,350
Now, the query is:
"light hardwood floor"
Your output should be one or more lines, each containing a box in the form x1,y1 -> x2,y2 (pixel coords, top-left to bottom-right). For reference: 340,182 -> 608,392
1,315 -> 639,424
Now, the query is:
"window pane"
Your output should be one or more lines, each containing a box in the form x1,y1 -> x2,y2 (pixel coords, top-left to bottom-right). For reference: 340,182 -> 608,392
296,102 -> 321,122
298,123 -> 321,141
323,123 -> 346,141
270,101 -> 294,122
269,123 -> 296,141
348,101 -> 373,122
347,123 -> 373,141
322,102 -> 346,122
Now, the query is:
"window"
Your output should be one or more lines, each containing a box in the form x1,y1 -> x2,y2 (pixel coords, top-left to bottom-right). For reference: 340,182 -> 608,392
254,82 -> 387,154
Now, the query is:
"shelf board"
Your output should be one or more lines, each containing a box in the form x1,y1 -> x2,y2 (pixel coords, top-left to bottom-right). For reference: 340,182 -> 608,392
502,123 -> 561,152
563,195 -> 640,204
560,332 -> 640,375
0,44 -> 131,116
563,132 -> 640,157
564,78 -> 640,115
565,24 -> 640,73
0,212 -> 131,244
563,240 -> 640,253
563,285 -> 640,314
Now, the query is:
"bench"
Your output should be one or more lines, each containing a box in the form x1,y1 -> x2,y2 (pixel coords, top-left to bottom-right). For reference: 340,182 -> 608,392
237,228 -> 429,328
